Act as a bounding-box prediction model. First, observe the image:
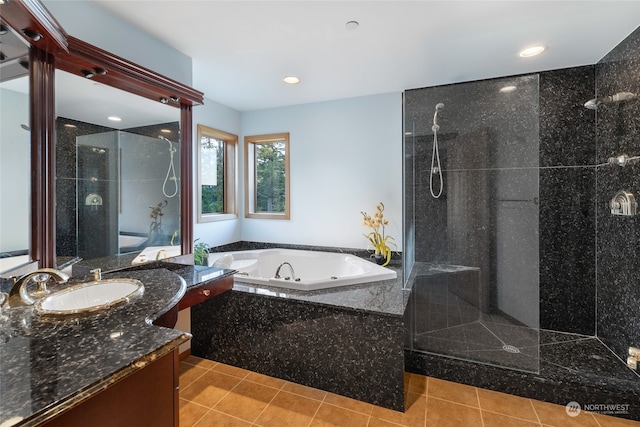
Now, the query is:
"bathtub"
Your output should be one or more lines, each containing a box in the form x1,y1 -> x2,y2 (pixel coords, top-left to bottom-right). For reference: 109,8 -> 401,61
207,248 -> 397,291
119,234 -> 149,250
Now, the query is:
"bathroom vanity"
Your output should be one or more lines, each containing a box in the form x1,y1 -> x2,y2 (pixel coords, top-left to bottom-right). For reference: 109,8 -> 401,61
0,263 -> 233,427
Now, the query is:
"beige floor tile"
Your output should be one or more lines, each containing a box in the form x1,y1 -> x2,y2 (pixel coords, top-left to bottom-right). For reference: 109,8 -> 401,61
323,392 -> 375,415
211,362 -> 251,379
592,413 -> 640,426
179,399 -> 209,427
179,364 -> 208,389
367,418 -> 407,427
370,392 -> 426,426
531,400 -> 599,427
408,373 -> 428,395
182,355 -> 218,370
193,409 -> 252,427
213,379 -> 279,423
282,381 -> 327,401
482,410 -> 542,427
181,370 -> 243,408
427,377 -> 479,408
425,397 -> 483,427
309,402 -> 370,427
245,371 -> 287,389
477,388 -> 539,422
255,390 -> 322,427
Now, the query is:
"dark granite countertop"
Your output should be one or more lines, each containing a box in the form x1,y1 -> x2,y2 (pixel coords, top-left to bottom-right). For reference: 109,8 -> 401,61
71,253 -> 235,291
0,267 -> 191,427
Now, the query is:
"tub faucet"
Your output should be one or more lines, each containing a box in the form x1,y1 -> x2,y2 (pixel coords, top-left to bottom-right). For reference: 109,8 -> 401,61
9,268 -> 70,306
274,262 -> 297,281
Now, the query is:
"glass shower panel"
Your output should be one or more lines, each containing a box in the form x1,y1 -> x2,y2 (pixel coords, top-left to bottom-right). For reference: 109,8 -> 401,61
403,75 -> 540,373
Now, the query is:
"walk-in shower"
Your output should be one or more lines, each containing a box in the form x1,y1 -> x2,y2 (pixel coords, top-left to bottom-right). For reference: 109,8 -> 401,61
405,74 -> 541,373
403,63 -> 640,420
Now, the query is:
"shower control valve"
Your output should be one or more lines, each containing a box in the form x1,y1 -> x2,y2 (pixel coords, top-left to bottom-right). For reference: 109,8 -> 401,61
628,347 -> 640,370
610,191 -> 637,216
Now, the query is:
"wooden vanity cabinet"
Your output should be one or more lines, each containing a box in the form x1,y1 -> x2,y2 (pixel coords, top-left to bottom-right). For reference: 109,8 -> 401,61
178,275 -> 233,310
41,349 -> 179,427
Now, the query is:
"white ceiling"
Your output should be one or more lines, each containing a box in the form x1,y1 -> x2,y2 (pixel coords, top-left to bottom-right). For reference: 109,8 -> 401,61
92,0 -> 640,112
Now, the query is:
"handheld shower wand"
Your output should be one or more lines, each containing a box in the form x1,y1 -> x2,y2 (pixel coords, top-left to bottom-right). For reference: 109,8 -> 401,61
430,103 -> 445,199
158,135 -> 178,198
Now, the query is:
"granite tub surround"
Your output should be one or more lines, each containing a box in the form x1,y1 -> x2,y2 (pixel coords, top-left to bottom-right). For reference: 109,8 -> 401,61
191,289 -> 406,411
0,268 -> 190,427
192,242 -> 407,411
209,240 -> 403,267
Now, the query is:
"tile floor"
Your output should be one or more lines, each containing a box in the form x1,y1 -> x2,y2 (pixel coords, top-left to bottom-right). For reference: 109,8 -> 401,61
179,355 -> 640,427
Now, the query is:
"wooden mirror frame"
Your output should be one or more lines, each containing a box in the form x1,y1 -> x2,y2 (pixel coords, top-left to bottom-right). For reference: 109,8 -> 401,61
1,0 -> 203,268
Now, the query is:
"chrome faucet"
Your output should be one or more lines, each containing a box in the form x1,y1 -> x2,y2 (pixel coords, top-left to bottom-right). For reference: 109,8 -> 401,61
274,262 -> 297,281
9,268 -> 70,306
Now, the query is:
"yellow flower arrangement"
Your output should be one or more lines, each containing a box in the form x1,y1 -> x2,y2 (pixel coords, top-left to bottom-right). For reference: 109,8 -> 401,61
361,202 -> 396,266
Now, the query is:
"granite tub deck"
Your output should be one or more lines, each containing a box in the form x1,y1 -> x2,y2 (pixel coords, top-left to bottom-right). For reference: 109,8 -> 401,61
191,265 -> 409,412
0,267 -> 190,427
404,263 -> 640,422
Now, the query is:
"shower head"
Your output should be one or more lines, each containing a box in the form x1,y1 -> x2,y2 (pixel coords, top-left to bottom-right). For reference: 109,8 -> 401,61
158,135 -> 172,144
584,91 -> 637,110
433,103 -> 445,129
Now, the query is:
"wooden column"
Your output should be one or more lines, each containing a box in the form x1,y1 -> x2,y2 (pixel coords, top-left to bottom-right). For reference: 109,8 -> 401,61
180,103 -> 194,256
30,47 -> 56,268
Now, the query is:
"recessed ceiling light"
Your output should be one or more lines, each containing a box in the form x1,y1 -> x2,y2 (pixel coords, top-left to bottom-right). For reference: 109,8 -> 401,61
107,116 -> 122,122
283,76 -> 300,84
346,21 -> 359,30
64,123 -> 77,128
160,129 -> 172,134
519,45 -> 546,58
500,85 -> 517,93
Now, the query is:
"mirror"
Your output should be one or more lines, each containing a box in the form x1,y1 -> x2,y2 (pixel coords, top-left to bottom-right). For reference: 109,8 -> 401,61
0,23 -> 31,274
54,70 -> 181,266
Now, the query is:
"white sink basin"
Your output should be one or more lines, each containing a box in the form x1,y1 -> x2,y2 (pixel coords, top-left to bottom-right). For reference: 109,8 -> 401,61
34,279 -> 144,316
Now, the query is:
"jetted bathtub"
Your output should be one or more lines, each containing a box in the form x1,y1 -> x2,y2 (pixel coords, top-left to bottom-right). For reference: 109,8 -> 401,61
207,248 -> 397,291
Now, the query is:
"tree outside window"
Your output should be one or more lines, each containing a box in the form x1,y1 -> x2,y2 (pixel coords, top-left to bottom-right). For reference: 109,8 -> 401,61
197,125 -> 237,222
244,133 -> 290,219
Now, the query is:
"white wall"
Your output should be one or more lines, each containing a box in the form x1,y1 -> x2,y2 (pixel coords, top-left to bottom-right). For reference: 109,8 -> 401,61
42,1 -> 192,85
192,98 -> 242,246
0,89 -> 30,253
239,92 -> 403,249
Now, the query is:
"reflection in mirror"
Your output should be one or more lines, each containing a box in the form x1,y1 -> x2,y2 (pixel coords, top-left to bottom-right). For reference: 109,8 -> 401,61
54,70 -> 180,266
0,23 -> 31,274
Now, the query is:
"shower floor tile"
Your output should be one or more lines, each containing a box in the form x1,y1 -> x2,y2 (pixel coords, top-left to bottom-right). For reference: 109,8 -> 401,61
179,355 -> 640,427
414,319 -> 540,373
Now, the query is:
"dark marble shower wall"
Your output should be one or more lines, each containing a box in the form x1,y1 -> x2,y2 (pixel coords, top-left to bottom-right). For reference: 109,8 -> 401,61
594,26 -> 640,359
404,67 -> 598,335
538,66 -> 597,336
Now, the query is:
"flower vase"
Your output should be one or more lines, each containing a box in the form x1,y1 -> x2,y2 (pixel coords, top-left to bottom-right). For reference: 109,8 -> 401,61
372,253 -> 386,265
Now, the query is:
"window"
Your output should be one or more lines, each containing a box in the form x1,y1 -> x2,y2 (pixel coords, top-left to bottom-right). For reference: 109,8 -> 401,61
197,125 -> 237,222
244,133 -> 290,219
